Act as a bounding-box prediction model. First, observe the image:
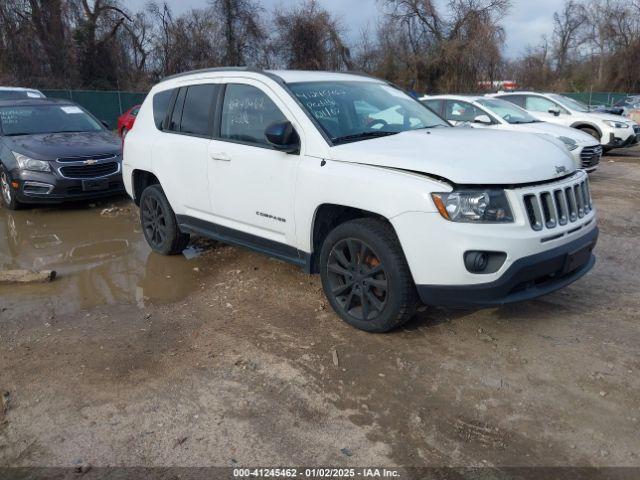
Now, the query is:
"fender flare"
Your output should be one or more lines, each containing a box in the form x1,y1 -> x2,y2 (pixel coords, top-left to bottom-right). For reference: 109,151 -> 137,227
570,121 -> 603,138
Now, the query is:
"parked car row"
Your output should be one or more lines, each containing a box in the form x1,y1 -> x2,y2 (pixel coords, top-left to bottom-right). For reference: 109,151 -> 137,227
0,76 -> 616,332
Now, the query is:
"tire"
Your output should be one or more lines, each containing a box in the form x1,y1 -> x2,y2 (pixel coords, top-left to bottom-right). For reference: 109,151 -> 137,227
139,184 -> 190,255
319,218 -> 419,333
0,164 -> 21,210
580,126 -> 601,142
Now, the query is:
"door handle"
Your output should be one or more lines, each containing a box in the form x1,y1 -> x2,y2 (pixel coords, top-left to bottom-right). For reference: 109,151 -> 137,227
209,152 -> 231,162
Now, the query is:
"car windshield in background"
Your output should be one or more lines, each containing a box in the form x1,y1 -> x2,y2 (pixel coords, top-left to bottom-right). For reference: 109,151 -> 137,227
550,94 -> 589,112
0,90 -> 44,101
0,104 -> 103,136
477,98 -> 539,124
288,81 -> 449,144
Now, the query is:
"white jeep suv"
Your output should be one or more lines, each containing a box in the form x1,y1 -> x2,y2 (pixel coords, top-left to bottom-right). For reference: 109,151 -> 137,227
490,91 -> 639,151
421,95 -> 602,171
123,69 -> 598,332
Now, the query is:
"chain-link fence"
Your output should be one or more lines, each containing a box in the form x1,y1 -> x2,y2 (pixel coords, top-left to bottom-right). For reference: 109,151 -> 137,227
40,89 -> 147,129
562,92 -> 639,107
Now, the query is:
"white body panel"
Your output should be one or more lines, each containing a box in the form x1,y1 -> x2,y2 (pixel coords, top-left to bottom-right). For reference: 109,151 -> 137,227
124,70 -> 598,294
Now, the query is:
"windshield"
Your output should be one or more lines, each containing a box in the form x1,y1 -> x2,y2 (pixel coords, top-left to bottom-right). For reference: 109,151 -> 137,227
0,90 -> 44,101
550,94 -> 589,112
288,81 -> 449,144
0,104 -> 103,136
477,98 -> 539,124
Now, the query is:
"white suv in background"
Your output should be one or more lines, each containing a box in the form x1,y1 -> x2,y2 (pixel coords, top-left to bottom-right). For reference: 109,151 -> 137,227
490,91 -> 640,151
422,95 -> 602,171
123,69 -> 598,333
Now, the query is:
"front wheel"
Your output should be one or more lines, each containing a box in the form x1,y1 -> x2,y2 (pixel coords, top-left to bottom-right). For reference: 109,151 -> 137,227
0,165 -> 21,210
139,184 -> 190,255
580,126 -> 601,142
319,218 -> 419,333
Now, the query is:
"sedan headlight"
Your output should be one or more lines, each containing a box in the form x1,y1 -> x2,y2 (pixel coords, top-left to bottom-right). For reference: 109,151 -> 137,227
603,120 -> 629,129
432,190 -> 514,223
12,152 -> 51,172
558,136 -> 578,151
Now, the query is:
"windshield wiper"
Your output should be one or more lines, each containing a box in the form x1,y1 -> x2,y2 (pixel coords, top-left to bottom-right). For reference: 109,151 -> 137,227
332,131 -> 399,144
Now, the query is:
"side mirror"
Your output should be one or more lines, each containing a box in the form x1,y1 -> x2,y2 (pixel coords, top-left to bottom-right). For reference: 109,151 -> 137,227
473,114 -> 493,125
265,121 -> 300,153
548,107 -> 561,116
101,120 -> 111,129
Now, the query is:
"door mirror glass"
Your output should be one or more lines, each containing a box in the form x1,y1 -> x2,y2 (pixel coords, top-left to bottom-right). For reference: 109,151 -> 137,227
265,121 -> 300,153
548,107 -> 561,116
473,114 -> 493,125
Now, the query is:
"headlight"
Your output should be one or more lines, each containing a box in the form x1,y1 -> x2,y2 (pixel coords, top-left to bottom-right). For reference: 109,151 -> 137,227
431,190 -> 514,223
12,152 -> 51,172
603,120 -> 629,129
558,136 -> 578,151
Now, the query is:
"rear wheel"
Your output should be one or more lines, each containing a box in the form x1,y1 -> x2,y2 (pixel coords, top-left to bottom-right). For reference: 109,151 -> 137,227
139,184 -> 189,255
319,218 -> 419,333
0,165 -> 21,210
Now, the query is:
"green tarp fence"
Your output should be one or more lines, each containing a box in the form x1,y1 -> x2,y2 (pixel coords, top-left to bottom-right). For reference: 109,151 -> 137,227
38,89 -> 638,129
40,89 -> 148,130
562,92 -> 639,107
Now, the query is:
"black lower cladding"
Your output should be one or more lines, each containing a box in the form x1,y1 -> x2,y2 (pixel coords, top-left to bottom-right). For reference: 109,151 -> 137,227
176,215 -> 309,268
417,227 -> 599,308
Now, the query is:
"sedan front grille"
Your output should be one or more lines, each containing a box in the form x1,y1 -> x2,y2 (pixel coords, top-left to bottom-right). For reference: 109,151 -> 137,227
580,145 -> 602,169
522,175 -> 592,231
59,162 -> 119,179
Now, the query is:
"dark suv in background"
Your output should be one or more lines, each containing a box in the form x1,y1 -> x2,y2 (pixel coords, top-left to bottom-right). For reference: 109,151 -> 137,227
0,98 -> 123,209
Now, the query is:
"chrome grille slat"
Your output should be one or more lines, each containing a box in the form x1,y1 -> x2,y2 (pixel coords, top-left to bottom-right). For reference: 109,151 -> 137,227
521,174 -> 593,231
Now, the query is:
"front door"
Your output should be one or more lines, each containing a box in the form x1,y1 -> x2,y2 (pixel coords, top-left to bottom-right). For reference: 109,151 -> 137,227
207,81 -> 301,250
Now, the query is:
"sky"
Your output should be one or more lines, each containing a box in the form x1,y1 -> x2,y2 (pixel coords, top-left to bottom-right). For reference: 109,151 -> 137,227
124,0 -> 564,59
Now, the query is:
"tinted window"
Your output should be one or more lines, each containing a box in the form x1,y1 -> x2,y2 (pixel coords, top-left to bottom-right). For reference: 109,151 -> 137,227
444,100 -> 488,123
168,88 -> 186,132
498,95 -> 525,108
220,84 -> 288,147
180,84 -> 217,136
0,104 -> 102,136
422,99 -> 443,115
153,89 -> 174,130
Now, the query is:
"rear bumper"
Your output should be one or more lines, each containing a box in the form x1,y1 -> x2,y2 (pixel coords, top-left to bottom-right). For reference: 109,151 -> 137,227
416,227 -> 598,308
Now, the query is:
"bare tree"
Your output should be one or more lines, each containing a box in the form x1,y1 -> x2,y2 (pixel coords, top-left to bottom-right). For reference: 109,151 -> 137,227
209,0 -> 265,66
552,0 -> 587,76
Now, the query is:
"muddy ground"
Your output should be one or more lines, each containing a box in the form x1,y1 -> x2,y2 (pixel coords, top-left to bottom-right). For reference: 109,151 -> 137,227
0,148 -> 639,472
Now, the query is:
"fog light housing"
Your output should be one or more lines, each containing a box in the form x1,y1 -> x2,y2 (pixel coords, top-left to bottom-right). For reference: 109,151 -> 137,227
464,251 -> 507,274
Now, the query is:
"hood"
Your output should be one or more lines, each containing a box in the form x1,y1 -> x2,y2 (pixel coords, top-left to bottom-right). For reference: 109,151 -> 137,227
327,128 -> 575,185
510,121 -> 598,145
3,131 -> 121,160
586,111 -> 637,124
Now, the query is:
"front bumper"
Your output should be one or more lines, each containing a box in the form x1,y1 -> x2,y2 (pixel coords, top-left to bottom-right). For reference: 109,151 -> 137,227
416,227 -> 598,308
604,127 -> 639,148
11,168 -> 125,204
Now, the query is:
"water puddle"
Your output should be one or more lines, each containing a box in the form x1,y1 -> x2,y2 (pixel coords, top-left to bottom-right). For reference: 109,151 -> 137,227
0,197 -> 212,316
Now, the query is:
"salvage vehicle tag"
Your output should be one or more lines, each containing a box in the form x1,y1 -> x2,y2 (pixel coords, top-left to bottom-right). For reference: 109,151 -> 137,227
82,178 -> 109,191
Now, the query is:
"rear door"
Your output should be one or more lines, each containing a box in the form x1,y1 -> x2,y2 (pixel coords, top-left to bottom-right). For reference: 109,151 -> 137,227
151,82 -> 219,216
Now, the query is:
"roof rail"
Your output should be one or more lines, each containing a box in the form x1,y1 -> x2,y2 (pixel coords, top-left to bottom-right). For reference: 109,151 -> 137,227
161,66 -> 272,82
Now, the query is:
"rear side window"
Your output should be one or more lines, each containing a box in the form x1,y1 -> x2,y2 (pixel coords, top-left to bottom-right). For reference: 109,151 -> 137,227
423,99 -> 443,115
220,84 -> 288,148
497,95 -> 525,108
153,89 -> 174,130
168,88 -> 187,132
180,84 -> 218,136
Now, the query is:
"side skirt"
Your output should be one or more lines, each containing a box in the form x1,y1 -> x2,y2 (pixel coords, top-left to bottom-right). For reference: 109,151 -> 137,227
176,215 -> 312,272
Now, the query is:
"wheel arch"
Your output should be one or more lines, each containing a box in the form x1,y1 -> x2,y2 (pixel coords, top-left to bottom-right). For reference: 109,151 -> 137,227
570,121 -> 603,138
308,203 -> 394,274
131,169 -> 160,206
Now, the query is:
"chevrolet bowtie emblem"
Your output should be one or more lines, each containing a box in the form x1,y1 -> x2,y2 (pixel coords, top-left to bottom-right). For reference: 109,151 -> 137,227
84,159 -> 98,165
